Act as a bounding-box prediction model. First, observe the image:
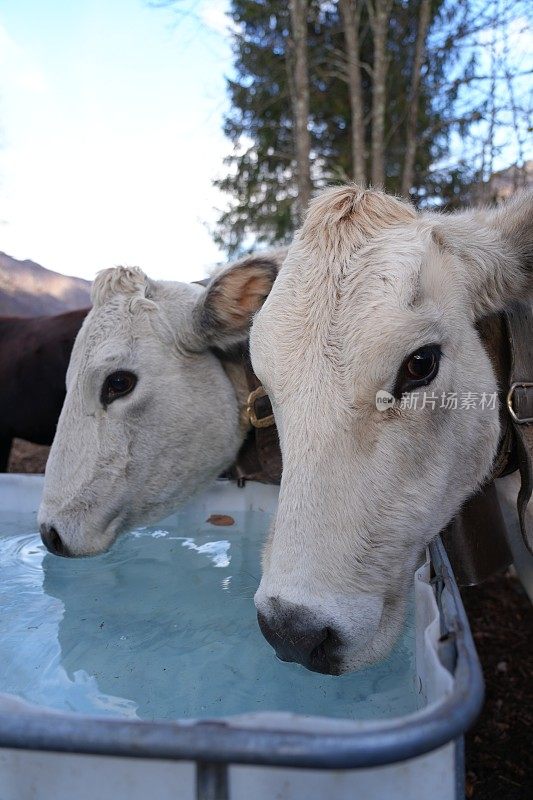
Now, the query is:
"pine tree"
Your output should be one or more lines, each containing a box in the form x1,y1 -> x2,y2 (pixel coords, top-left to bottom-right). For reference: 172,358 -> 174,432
212,0 -> 502,255
213,0 -> 352,255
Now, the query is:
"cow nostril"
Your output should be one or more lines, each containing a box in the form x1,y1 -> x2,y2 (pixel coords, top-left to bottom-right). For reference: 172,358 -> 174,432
258,609 -> 337,673
257,610 -> 278,647
309,629 -> 332,672
40,524 -> 69,557
49,527 -> 64,555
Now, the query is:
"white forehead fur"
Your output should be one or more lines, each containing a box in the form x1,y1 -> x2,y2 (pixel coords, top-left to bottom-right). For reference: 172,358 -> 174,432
72,266 -> 203,385
91,265 -> 154,308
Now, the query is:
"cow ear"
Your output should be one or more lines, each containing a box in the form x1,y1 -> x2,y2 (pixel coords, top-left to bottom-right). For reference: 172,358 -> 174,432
194,255 -> 280,348
433,191 -> 533,318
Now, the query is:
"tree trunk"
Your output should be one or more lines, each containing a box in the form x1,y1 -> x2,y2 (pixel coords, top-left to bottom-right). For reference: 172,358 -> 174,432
370,0 -> 391,187
400,0 -> 431,198
288,0 -> 312,220
339,0 -> 366,185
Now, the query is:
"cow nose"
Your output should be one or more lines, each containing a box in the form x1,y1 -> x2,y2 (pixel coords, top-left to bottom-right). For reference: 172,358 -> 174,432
40,524 -> 70,557
257,606 -> 340,674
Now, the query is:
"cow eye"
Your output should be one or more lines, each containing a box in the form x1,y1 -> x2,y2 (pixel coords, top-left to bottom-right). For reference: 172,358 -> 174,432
101,371 -> 137,406
394,345 -> 441,397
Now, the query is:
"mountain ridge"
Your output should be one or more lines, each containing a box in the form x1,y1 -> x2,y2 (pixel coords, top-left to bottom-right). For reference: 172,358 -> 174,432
0,252 -> 92,316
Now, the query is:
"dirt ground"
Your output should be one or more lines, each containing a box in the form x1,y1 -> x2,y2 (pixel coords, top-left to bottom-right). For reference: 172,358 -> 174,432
462,573 -> 533,799
7,438 -> 50,474
6,440 -> 533,796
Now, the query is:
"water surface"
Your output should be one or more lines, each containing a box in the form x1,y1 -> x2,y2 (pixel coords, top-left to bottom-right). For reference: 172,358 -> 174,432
0,507 -> 420,720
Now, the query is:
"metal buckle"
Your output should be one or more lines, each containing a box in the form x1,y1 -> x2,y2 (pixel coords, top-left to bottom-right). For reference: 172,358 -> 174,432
506,382 -> 533,424
246,386 -> 275,429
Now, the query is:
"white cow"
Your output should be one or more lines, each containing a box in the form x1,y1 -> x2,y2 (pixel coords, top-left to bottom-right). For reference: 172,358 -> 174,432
251,185 -> 532,674
38,253 -> 281,556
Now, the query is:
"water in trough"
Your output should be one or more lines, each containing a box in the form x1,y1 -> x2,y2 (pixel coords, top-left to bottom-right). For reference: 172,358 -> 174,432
0,505 -> 421,721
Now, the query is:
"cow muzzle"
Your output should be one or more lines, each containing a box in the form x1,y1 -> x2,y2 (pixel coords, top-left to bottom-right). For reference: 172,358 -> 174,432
256,598 -> 344,675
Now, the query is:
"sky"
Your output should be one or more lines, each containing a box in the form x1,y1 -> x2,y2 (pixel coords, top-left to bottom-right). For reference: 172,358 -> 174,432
0,0 -> 233,283
0,2 -> 530,285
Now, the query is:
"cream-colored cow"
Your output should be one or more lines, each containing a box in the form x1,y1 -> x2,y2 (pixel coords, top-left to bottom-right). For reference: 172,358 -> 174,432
38,253 -> 282,556
251,185 -> 532,674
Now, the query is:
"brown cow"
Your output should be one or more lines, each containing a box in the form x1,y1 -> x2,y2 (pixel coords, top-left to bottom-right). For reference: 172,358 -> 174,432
0,309 -> 88,471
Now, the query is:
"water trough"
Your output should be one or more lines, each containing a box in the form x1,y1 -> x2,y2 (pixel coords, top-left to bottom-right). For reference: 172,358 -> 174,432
0,474 -> 483,800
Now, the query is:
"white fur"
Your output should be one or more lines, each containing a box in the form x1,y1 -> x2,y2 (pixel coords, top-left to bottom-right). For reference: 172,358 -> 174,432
252,185 -> 533,673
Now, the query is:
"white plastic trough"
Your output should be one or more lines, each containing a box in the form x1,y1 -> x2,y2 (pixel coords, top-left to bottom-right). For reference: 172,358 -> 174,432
0,475 -> 483,800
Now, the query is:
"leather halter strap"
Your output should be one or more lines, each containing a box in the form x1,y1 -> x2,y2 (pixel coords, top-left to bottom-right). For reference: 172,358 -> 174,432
502,303 -> 533,553
193,276 -> 282,485
205,340 -> 282,485
443,302 -> 533,583
225,352 -> 282,485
